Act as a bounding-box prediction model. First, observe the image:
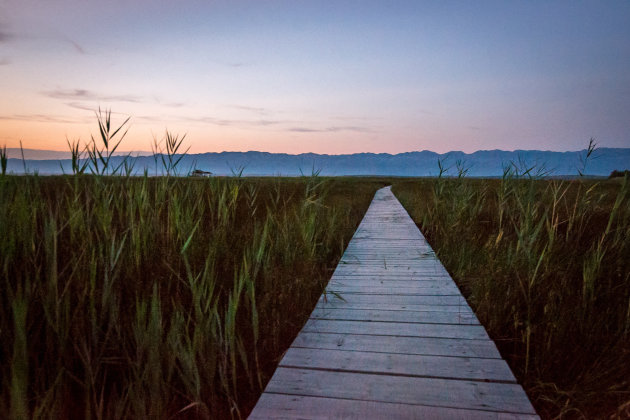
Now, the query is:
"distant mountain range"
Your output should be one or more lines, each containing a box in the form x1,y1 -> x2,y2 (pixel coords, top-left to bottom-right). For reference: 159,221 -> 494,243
4,148 -> 153,160
4,148 -> 630,177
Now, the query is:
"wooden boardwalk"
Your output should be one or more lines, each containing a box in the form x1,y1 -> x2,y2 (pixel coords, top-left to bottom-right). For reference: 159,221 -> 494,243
249,186 -> 538,419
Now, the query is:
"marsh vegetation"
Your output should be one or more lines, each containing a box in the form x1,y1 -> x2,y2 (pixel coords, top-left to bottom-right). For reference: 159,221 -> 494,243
2,113 -> 628,418
0,112 -> 388,418
0,170 -> 390,418
394,170 -> 630,418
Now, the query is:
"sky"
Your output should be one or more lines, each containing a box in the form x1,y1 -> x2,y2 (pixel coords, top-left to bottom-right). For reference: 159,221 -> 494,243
1,0 -> 629,155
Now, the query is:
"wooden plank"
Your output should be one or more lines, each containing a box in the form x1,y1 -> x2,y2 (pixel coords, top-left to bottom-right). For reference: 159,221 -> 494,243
264,368 -> 537,415
333,264 -> 446,270
334,264 -> 447,269
291,332 -> 501,358
345,245 -> 429,249
316,301 -> 475,313
338,260 -> 440,265
279,347 -> 517,382
310,307 -> 479,325
336,261 -> 445,266
327,284 -> 460,295
317,293 -> 467,306
342,246 -> 434,252
328,279 -> 455,288
249,394 -> 539,420
331,273 -> 452,279
341,250 -> 437,257
330,275 -> 453,282
302,319 -> 490,340
333,267 -> 451,276
353,234 -> 425,240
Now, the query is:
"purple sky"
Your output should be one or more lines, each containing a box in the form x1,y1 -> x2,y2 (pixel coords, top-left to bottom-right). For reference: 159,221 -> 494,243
1,0 -> 629,154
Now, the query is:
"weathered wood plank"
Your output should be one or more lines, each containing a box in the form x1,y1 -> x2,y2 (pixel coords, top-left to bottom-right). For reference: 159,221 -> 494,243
315,301 -> 475,313
291,332 -> 501,358
317,293 -> 467,306
333,267 -> 450,273
310,307 -> 479,324
279,347 -> 517,382
333,264 -> 447,271
331,273 -> 452,280
332,271 -> 450,277
328,279 -> 455,288
264,368 -> 537,414
335,263 -> 447,269
302,319 -> 490,340
330,275 -> 453,283
249,394 -> 539,420
327,284 -> 460,295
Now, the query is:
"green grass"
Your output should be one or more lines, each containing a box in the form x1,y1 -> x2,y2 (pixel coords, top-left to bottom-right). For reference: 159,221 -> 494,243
0,172 -> 389,418
392,174 -> 630,418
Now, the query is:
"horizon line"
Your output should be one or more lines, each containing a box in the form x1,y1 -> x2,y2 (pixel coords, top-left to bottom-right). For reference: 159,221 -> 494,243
5,145 -> 627,160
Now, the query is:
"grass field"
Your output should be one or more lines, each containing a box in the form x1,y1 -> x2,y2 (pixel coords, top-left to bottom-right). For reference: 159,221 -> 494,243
2,171 -> 629,418
2,116 -> 629,418
0,171 -> 391,418
393,174 -> 630,418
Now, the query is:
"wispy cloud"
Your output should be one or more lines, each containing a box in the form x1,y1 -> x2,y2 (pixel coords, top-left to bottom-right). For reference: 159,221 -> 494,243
207,59 -> 251,69
181,115 -> 286,128
44,88 -> 142,103
288,126 -> 373,134
135,115 -> 164,123
226,105 -> 270,116
56,90 -> 189,111
0,113 -> 89,124
179,114 -> 374,134
66,38 -> 86,55
65,102 -> 96,111
0,28 -> 86,57
151,96 -> 186,108
331,115 -> 384,122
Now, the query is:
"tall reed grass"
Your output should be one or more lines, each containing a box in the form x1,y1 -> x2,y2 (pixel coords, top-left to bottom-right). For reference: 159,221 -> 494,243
0,173 -> 386,418
0,111 -> 386,418
393,168 -> 630,418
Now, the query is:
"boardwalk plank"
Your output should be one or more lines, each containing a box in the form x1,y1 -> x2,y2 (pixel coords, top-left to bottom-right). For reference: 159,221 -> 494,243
333,268 -> 452,276
328,279 -> 455,288
310,307 -> 479,324
331,273 -> 452,280
316,301 -> 475,313
265,368 -> 537,414
279,347 -> 517,382
250,394 -> 539,420
327,284 -> 460,295
302,319 -> 490,340
291,332 -> 501,358
317,293 -> 467,306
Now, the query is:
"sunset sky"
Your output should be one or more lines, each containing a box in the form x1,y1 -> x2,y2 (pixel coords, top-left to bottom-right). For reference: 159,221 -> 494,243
1,0 -> 629,154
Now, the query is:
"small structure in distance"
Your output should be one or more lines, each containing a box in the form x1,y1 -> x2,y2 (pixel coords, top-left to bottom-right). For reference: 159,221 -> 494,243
190,169 -> 213,177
